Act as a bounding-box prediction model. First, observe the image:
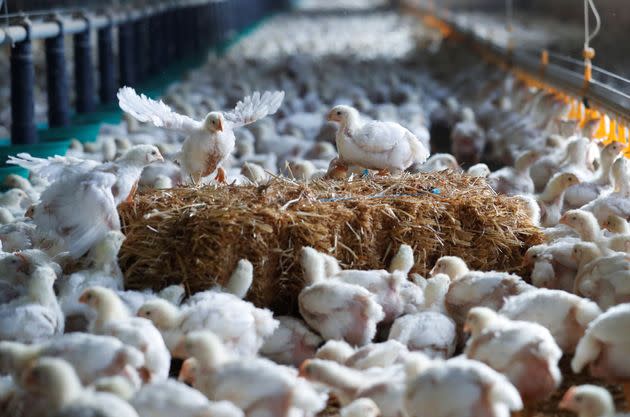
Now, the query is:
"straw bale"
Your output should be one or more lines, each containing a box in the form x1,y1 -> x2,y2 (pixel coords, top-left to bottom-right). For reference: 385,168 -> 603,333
119,172 -> 544,314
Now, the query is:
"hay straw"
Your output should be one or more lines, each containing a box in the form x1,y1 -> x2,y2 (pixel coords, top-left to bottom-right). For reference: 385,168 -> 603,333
119,171 -> 544,314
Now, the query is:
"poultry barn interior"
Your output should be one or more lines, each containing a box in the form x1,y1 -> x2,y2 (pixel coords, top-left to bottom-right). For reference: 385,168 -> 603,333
0,1 -> 629,417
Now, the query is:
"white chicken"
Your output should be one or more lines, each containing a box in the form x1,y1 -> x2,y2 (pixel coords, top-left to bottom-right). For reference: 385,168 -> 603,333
118,87 -> 284,184
487,150 -> 539,195
572,303 -> 630,403
559,385 -> 627,417
536,172 -> 581,227
563,142 -> 625,209
79,286 -> 171,383
326,105 -> 429,175
130,379 -> 245,417
8,145 -> 164,206
299,358 -> 406,417
429,256 -> 533,328
137,292 -> 278,358
572,242 -> 630,310
464,307 -> 563,405
19,357 -> 139,417
404,353 -> 523,417
259,316 -> 323,367
498,288 -> 601,352
0,265 -> 63,343
0,334 -> 144,386
178,331 -> 326,417
450,107 -> 486,166
388,311 -> 457,358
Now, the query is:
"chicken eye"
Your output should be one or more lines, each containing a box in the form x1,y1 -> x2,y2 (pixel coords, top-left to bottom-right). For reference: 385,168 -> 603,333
336,111 -> 342,115
145,311 -> 151,316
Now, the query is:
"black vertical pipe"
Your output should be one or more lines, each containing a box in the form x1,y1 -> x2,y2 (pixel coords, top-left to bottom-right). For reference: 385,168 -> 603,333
74,17 -> 96,113
118,21 -> 135,87
10,20 -> 37,145
133,17 -> 149,80
148,14 -> 159,75
188,6 -> 201,52
160,10 -> 171,65
45,17 -> 70,127
98,20 -> 116,104
174,8 -> 186,59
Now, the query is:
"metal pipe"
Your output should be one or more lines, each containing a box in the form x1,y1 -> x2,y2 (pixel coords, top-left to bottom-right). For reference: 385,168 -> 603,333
98,18 -> 116,104
10,20 -> 37,145
44,16 -> 70,127
118,20 -> 136,87
74,15 -> 96,113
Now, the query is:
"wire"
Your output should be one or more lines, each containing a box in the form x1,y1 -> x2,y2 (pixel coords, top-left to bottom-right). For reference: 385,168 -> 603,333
584,0 -> 601,50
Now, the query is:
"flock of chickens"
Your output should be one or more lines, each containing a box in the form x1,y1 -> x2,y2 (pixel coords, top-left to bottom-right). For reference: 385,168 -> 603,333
0,5 -> 628,417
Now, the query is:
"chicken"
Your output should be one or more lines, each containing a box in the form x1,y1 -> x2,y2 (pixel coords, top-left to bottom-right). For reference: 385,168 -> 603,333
450,107 -> 486,166
19,357 -> 139,417
30,171 -> 120,259
404,354 -> 523,417
299,277 -> 384,346
178,331 -> 326,417
602,215 -> 630,235
487,150 -> 539,195
572,242 -> 630,310
410,153 -> 459,173
299,358 -> 406,417
564,142 -> 625,209
388,311 -> 457,358
523,241 -> 579,291
260,316 -> 323,367
559,385 -> 627,417
0,265 -> 63,343
343,340 -> 410,370
315,340 -> 356,364
429,256 -> 533,328
464,307 -> 562,405
572,303 -> 630,404
326,105 -> 429,176
118,87 -> 284,184
137,293 -> 278,358
340,398 -> 380,417
466,163 -> 491,178
498,288 -> 601,353
581,157 -> 630,224
130,379 -> 245,417
536,173 -> 581,227
79,286 -> 171,383
8,145 -> 164,206
0,333 -> 144,386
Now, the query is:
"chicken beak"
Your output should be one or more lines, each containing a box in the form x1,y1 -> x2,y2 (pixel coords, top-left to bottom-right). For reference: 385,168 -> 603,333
558,388 -> 576,410
462,323 -> 471,334
326,112 -> 335,122
21,369 -> 36,389
172,338 -> 188,359
298,360 -> 311,378
558,215 -> 568,226
217,118 -> 224,132
15,253 -> 29,274
178,359 -> 193,382
78,291 -> 89,304
429,266 -> 437,276
157,153 -> 164,162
